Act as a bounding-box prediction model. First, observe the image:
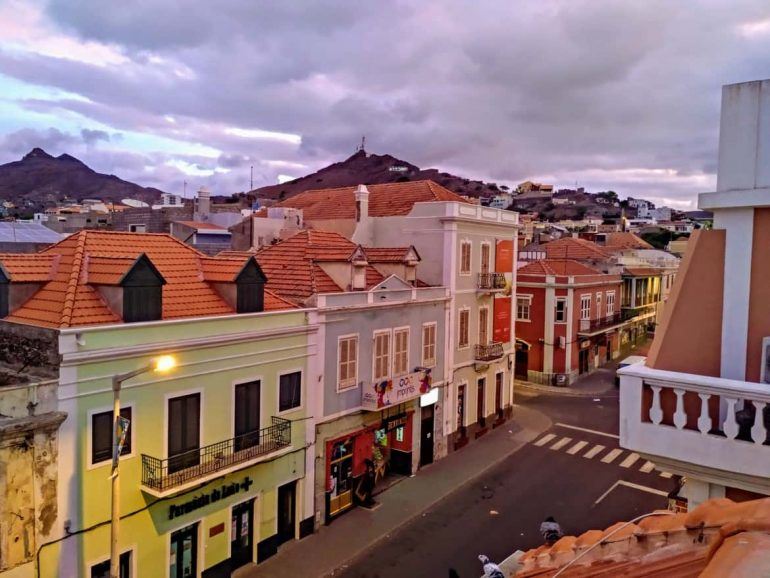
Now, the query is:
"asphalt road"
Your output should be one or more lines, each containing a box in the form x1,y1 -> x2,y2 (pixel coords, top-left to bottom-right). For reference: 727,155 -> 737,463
336,384 -> 675,578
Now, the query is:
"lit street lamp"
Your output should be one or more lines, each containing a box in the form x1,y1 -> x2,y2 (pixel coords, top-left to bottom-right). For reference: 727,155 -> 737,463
110,355 -> 176,578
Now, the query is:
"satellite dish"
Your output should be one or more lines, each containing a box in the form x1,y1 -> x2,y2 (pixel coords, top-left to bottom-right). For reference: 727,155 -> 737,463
121,198 -> 150,208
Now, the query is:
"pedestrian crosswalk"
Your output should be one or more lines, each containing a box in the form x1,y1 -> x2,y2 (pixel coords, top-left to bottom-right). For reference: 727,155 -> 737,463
531,431 -> 674,478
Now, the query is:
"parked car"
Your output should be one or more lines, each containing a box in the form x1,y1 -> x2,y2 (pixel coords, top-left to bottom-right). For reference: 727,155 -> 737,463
615,355 -> 647,386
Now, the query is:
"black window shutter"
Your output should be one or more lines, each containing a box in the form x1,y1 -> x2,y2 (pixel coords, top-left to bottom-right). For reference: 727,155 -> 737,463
279,372 -> 301,412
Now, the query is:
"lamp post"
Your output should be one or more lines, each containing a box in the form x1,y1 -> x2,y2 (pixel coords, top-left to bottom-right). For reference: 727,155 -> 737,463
110,355 -> 176,578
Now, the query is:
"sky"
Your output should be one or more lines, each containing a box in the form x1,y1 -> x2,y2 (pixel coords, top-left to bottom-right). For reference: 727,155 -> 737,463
1,1 -> 770,208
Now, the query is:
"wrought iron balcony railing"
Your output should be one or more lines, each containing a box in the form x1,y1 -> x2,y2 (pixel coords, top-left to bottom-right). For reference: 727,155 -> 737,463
577,313 -> 624,334
141,416 -> 291,493
474,341 -> 504,362
477,272 -> 507,291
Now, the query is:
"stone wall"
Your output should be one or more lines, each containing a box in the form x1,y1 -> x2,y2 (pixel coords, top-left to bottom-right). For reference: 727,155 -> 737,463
0,322 -> 58,383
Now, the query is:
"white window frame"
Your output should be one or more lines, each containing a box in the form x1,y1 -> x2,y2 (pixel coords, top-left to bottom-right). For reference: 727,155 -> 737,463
478,306 -> 490,345
421,322 -> 437,368
580,295 -> 591,321
128,223 -> 146,233
516,295 -> 532,322
555,298 -> 568,324
459,240 -> 472,276
337,334 -> 359,392
373,329 -> 392,381
596,292 -> 602,317
457,307 -> 470,350
606,291 -> 616,316
393,326 -> 410,377
87,402 -> 136,470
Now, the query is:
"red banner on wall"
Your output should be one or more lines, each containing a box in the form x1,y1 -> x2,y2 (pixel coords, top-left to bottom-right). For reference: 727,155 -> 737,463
493,297 -> 512,343
495,240 -> 514,273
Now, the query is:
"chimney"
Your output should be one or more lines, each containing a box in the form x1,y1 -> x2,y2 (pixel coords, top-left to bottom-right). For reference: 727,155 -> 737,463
355,184 -> 369,222
196,186 -> 211,221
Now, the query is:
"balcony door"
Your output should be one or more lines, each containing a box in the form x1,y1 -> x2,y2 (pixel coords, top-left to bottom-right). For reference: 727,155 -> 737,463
478,308 -> 489,346
231,499 -> 255,570
480,244 -> 491,275
168,393 -> 200,474
235,380 -> 261,452
477,377 -> 486,426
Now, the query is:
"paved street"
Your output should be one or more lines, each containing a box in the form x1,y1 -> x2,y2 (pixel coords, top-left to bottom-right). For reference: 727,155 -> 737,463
335,368 -> 674,578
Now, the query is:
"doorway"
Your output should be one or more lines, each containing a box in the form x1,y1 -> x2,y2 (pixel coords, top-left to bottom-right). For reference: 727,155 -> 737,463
234,380 -> 261,451
231,499 -> 254,571
495,372 -> 504,419
514,342 -> 529,380
579,348 -> 590,374
169,524 -> 197,578
276,481 -> 296,546
477,378 -> 486,427
168,393 -> 200,474
420,405 -> 434,467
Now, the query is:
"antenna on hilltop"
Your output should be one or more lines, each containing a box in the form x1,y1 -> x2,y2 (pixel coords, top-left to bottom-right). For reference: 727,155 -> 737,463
357,135 -> 366,152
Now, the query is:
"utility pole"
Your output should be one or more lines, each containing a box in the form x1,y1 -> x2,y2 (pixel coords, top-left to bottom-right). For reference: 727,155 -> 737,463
250,165 -> 254,191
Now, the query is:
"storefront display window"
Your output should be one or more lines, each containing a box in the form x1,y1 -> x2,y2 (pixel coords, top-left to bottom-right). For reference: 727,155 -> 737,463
328,439 -> 354,517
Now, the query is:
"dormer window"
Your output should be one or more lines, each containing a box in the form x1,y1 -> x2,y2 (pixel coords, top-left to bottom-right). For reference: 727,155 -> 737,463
236,258 -> 267,313
121,254 -> 164,323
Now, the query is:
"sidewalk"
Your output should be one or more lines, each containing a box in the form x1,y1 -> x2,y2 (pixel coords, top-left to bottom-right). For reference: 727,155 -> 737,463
240,404 -> 551,578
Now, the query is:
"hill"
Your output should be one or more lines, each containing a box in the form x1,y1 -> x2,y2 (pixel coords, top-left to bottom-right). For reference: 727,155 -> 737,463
246,150 -> 508,201
0,148 -> 165,210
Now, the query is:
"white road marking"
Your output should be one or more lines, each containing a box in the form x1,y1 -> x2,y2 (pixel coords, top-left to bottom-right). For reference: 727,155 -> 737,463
549,437 -> 573,451
640,461 -> 656,474
583,444 -> 606,459
660,472 -> 673,479
619,453 -> 640,468
566,441 -> 588,455
594,480 -> 669,506
534,433 -> 557,447
601,448 -> 624,464
554,423 -> 619,440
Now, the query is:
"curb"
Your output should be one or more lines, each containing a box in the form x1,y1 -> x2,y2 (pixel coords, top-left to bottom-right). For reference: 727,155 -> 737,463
321,406 -> 552,577
515,381 -> 617,398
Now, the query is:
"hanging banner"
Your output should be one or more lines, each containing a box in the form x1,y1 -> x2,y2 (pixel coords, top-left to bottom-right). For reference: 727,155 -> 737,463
362,371 -> 432,410
495,240 -> 514,273
493,297 -> 512,343
112,415 -> 130,473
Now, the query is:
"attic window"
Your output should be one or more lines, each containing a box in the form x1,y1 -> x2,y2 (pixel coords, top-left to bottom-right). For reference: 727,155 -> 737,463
236,258 -> 267,313
122,255 -> 164,323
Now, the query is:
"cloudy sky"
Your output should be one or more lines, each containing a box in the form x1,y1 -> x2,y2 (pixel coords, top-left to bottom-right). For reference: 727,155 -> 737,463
1,1 -> 770,207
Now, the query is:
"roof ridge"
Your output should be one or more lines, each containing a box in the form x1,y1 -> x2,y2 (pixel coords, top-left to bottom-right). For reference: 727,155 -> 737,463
60,231 -> 88,328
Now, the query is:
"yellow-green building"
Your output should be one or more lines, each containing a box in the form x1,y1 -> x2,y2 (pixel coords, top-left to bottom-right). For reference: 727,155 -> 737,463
0,231 -> 317,578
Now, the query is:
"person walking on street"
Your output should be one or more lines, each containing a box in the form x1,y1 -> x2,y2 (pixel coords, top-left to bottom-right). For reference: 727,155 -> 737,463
540,516 -> 563,546
478,554 -> 505,578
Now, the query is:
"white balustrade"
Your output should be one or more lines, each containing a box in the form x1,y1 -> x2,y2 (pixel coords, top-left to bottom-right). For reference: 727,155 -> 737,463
649,385 -> 663,425
673,388 -> 687,430
697,393 -> 711,434
752,401 -> 767,445
723,397 -> 739,440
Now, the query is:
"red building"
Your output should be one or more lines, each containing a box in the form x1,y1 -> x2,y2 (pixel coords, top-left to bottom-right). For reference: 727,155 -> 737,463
514,259 -> 623,385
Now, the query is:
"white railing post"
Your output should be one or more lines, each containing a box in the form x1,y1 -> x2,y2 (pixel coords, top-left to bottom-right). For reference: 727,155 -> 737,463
673,389 -> 687,430
752,401 -> 767,445
697,393 -> 711,434
650,385 -> 663,425
723,397 -> 739,440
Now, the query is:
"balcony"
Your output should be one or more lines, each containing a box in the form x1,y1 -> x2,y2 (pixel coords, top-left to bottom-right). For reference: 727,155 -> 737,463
141,417 -> 291,496
474,341 -> 504,362
577,313 -> 625,336
619,364 -> 770,482
621,304 -> 657,322
476,272 -> 507,292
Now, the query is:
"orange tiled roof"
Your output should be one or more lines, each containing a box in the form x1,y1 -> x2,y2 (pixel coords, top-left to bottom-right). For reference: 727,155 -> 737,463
0,230 -> 294,328
541,238 -> 613,261
256,230 -> 398,302
518,259 -> 603,277
603,232 -> 653,250
173,220 -> 228,230
514,498 -> 770,578
364,247 -> 418,263
276,180 -> 469,220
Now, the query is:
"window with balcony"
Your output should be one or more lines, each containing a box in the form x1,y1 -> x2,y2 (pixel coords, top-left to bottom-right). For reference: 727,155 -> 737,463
338,335 -> 358,390
168,393 -> 200,474
460,241 -> 472,275
374,331 -> 391,380
234,380 -> 260,451
279,371 -> 302,412
458,309 -> 470,349
478,307 -> 489,345
92,407 -> 132,465
607,291 -> 616,316
580,295 -> 591,320
555,298 -> 567,323
516,296 -> 531,321
480,243 -> 491,275
393,328 -> 409,376
422,323 -> 436,368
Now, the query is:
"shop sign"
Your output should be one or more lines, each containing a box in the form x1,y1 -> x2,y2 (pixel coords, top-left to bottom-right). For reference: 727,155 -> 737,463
382,413 -> 408,432
362,371 -> 432,410
580,340 -> 591,349
168,477 -> 253,520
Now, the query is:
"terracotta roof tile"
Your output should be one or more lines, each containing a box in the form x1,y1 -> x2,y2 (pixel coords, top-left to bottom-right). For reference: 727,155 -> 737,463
603,232 -> 654,250
2,230 -> 294,328
541,238 -> 613,261
622,267 -> 664,277
518,259 -> 604,277
0,254 -> 60,282
364,247 -> 419,263
276,180 -> 470,220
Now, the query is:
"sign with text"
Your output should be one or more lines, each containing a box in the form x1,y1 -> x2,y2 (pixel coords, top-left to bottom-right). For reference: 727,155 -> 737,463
493,297 -> 512,343
362,371 -> 432,410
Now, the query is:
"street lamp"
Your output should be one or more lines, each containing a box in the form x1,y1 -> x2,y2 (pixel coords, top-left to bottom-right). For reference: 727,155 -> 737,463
110,355 -> 176,578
